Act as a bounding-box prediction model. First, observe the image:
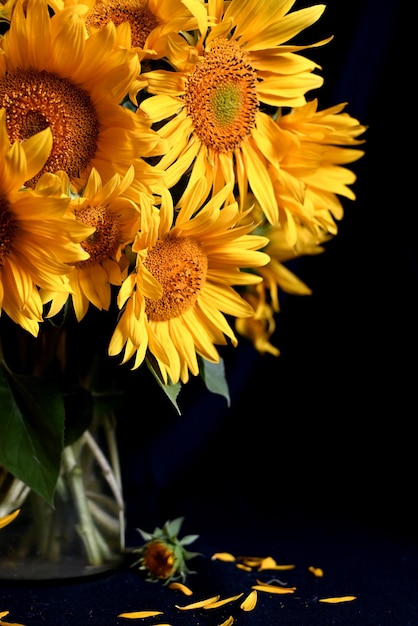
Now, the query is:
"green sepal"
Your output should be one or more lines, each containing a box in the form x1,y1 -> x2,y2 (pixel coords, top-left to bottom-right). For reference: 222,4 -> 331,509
0,362 -> 65,506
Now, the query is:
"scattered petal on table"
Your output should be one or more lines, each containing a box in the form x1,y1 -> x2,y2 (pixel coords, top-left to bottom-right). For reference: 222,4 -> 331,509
118,610 -> 164,618
252,583 -> 296,594
175,595 -> 220,610
203,593 -> 244,609
211,552 -> 236,562
319,596 -> 357,604
308,566 -> 324,577
236,563 -> 252,571
240,590 -> 258,611
168,582 -> 193,595
258,557 -> 295,571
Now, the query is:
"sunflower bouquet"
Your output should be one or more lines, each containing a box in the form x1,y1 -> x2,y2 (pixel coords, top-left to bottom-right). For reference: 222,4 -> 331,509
0,0 -> 365,573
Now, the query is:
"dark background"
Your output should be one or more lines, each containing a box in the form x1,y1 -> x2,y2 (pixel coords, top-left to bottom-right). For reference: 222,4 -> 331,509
118,0 -> 417,546
2,2 -> 417,625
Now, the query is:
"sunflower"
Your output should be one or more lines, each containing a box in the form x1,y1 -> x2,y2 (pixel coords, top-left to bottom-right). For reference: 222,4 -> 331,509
269,98 -> 367,245
75,0 -> 200,67
42,166 -> 141,322
139,0 -> 330,223
108,183 -> 270,384
234,195 -> 329,354
233,97 -> 367,353
0,0 -> 165,201
0,108 -> 93,336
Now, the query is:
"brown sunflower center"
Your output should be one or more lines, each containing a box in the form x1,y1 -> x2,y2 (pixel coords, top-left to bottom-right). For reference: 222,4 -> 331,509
184,38 -> 258,152
74,204 -> 120,267
144,236 -> 208,321
143,541 -> 175,579
0,195 -> 17,267
85,0 -> 158,48
0,69 -> 100,187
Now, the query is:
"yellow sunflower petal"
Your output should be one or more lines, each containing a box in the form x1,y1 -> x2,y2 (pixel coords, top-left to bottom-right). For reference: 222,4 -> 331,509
168,582 -> 193,596
308,566 -> 324,577
211,552 -> 236,562
252,584 -> 296,594
319,596 -> 357,604
240,590 -> 258,612
175,595 -> 220,610
0,509 -> 20,530
117,611 -> 164,618
203,594 -> 244,609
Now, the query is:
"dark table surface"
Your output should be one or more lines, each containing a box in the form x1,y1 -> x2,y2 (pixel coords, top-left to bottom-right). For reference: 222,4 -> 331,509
1,514 -> 418,625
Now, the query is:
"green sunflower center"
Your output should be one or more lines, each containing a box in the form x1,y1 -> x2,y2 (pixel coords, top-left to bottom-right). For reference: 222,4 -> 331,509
144,236 -> 208,321
0,195 -> 17,267
0,69 -> 99,187
184,38 -> 258,152
75,204 -> 120,267
85,0 -> 158,48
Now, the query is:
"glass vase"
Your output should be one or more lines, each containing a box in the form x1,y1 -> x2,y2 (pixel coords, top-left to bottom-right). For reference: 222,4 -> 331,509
0,414 -> 125,580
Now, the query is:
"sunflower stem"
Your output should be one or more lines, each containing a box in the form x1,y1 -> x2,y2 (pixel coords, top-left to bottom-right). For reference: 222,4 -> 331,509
83,418 -> 125,552
0,476 -> 30,518
61,444 -> 103,566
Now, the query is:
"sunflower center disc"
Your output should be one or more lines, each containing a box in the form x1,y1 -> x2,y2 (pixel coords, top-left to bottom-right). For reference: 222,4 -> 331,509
0,69 -> 100,186
85,0 -> 158,48
184,38 -> 258,152
144,236 -> 208,321
75,204 -> 121,267
0,195 -> 17,266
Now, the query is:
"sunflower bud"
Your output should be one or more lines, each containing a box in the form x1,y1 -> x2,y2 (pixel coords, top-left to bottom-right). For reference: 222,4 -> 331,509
131,517 -> 201,584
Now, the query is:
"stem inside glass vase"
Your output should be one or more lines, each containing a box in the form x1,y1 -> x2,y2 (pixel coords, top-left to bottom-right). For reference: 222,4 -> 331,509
0,414 -> 125,580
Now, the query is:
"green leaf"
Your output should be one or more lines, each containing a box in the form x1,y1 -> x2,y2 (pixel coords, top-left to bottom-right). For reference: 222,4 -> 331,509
0,363 -> 65,505
145,356 -> 182,414
199,357 -> 230,406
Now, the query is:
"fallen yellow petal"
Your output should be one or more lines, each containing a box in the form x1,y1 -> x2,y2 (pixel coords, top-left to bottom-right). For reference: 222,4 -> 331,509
219,617 -> 234,626
240,590 -> 258,612
175,595 -> 220,610
258,557 -> 295,571
117,611 -> 164,618
0,510 -> 20,530
319,596 -> 357,604
211,552 -> 236,562
204,593 -> 244,609
238,556 -> 263,567
252,584 -> 296,595
308,566 -> 324,577
236,563 -> 252,572
0,612 -> 26,626
258,556 -> 277,569
168,582 -> 193,596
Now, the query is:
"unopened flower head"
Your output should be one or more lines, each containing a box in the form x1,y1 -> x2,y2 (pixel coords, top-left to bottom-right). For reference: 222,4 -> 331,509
131,517 -> 201,584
